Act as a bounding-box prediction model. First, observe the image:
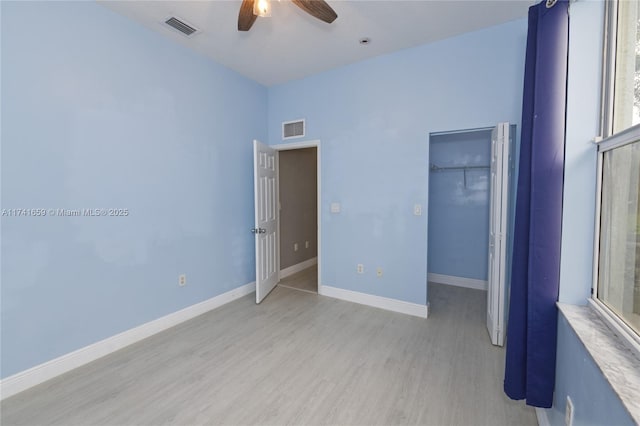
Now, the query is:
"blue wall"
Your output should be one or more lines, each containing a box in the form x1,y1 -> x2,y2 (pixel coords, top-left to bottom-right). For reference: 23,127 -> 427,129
428,130 -> 491,281
547,316 -> 634,426
558,0 -> 602,306
1,1 -> 267,378
268,19 -> 527,305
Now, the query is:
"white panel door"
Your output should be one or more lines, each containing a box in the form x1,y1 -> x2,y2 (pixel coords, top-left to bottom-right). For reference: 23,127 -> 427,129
487,123 -> 510,346
253,140 -> 279,304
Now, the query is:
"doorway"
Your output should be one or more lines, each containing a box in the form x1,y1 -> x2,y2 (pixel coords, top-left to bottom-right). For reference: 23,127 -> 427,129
428,128 -> 493,291
426,124 -> 514,346
252,140 -> 322,303
277,146 -> 318,294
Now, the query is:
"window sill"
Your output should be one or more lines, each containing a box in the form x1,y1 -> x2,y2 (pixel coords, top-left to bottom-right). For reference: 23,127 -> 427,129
557,303 -> 640,424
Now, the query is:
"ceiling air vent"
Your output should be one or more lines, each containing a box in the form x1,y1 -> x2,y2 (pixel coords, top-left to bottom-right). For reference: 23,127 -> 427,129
164,17 -> 198,37
283,119 -> 305,140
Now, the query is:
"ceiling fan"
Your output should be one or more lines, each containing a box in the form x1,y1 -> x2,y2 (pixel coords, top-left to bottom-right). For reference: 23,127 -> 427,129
238,0 -> 338,31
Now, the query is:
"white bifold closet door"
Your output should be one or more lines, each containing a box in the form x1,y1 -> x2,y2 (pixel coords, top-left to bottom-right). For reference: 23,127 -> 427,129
486,123 -> 510,347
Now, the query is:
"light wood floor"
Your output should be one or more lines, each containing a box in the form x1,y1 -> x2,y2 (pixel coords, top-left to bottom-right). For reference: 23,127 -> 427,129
1,283 -> 536,426
278,265 -> 318,293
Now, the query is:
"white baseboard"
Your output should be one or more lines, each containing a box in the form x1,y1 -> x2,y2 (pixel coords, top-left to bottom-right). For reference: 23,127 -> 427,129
535,407 -> 551,426
280,257 -> 317,279
428,273 -> 487,291
319,285 -> 428,318
0,281 -> 256,400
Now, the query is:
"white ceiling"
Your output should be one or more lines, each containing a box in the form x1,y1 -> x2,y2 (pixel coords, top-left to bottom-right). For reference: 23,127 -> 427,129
99,1 -> 532,87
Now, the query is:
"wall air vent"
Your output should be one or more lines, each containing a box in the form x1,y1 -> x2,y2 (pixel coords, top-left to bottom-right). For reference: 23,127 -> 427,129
164,17 -> 198,37
282,119 -> 305,140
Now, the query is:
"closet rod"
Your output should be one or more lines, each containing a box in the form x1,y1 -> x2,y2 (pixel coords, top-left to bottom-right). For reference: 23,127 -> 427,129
430,163 -> 490,188
429,164 -> 490,171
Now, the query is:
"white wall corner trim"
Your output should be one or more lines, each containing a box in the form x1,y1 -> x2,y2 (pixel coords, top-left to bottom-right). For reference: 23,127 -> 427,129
319,286 -> 428,318
535,407 -> 551,426
428,273 -> 488,291
280,257 -> 318,279
0,281 -> 256,400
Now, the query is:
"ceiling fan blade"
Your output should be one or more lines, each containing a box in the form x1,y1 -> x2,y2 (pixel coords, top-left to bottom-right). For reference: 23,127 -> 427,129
292,0 -> 338,24
238,0 -> 257,31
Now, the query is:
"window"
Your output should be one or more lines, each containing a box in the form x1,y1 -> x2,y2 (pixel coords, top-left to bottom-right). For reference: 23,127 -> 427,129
595,0 -> 640,343
602,0 -> 640,136
597,127 -> 640,338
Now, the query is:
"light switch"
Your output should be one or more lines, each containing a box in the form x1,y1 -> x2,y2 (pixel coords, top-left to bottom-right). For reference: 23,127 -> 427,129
331,202 -> 341,213
414,204 -> 422,216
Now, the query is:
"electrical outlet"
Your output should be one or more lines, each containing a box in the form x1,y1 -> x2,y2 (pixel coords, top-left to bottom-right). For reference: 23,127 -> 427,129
179,274 -> 187,287
565,396 -> 574,426
294,243 -> 299,252
357,264 -> 364,274
414,204 -> 422,216
305,241 -> 310,249
376,267 -> 383,277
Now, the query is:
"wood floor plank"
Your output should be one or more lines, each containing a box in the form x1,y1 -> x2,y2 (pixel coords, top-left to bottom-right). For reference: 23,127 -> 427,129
1,283 -> 536,426
278,265 -> 318,293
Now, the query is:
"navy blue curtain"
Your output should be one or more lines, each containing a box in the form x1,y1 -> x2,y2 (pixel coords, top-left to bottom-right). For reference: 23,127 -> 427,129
504,0 -> 569,408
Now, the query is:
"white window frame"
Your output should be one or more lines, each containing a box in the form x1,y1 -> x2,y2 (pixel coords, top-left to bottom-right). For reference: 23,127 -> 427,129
592,125 -> 640,354
600,0 -> 639,137
599,0 -> 618,138
592,0 -> 640,355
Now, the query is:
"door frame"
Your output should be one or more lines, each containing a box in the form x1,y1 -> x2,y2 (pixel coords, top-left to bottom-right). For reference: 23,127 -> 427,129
273,140 -> 322,294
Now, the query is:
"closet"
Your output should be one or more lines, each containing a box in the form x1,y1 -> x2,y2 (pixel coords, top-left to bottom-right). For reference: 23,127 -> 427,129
427,124 -> 514,346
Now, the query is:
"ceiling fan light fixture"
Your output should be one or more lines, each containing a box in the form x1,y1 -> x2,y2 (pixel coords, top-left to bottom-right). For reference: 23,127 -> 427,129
253,0 -> 272,17
238,0 -> 337,32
